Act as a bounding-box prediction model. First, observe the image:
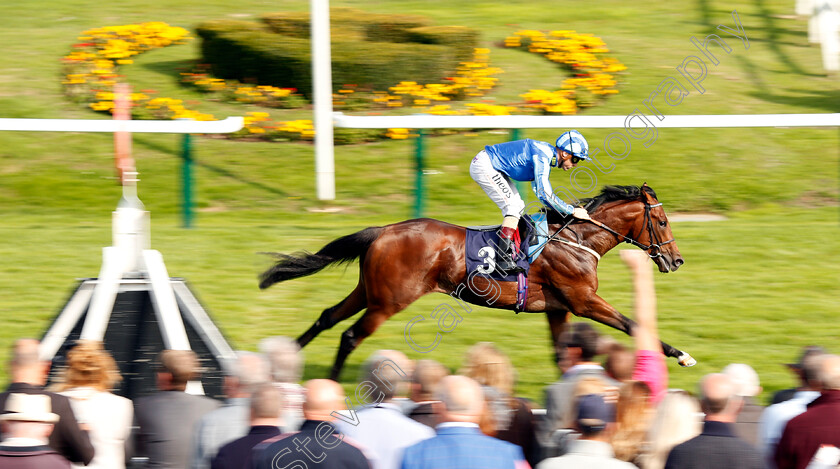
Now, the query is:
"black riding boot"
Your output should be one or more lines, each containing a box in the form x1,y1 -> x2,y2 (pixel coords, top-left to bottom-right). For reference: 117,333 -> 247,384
496,236 -> 524,274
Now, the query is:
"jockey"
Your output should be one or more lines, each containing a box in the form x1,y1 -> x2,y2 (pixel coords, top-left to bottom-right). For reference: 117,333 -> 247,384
469,130 -> 592,273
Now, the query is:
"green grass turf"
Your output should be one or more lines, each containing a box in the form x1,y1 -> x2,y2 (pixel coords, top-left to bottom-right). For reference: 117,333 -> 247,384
0,0 -> 838,404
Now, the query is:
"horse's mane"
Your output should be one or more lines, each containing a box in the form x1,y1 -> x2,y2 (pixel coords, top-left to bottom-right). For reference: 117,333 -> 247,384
544,184 -> 657,224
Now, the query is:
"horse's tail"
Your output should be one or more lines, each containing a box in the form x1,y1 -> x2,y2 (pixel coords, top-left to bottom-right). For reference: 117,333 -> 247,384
259,226 -> 384,289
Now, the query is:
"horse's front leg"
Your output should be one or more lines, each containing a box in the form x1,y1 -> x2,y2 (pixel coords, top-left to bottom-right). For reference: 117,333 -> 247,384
570,293 -> 695,367
545,310 -> 571,366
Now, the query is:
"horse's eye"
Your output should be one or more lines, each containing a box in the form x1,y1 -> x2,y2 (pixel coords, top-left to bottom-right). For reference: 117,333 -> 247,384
659,220 -> 667,227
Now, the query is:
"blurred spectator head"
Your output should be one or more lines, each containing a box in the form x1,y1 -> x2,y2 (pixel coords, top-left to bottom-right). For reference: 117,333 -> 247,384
371,349 -> 414,378
9,339 -> 49,386
567,377 -> 611,429
818,354 -> 840,391
575,376 -> 609,397
436,375 -> 484,423
411,359 -> 449,402
250,383 -> 283,425
557,322 -> 600,370
0,393 -> 58,441
699,373 -> 742,420
722,363 -> 762,398
789,346 -> 827,386
641,389 -> 702,469
800,348 -> 827,387
55,340 -> 121,392
225,351 -> 270,398
604,343 -> 635,382
459,342 -> 515,396
302,379 -> 345,422
358,351 -> 410,404
575,393 -> 614,437
616,380 -> 652,421
597,335 -> 620,355
157,349 -> 200,392
259,336 -> 303,384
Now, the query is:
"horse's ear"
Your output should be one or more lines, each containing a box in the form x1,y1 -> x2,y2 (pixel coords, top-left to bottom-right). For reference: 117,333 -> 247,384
640,183 -> 657,202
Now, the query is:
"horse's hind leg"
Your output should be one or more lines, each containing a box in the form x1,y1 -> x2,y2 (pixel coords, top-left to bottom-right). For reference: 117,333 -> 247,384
330,306 -> 393,381
297,282 -> 366,349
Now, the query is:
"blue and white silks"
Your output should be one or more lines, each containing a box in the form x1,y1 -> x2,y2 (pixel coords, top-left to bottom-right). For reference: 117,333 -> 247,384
483,139 -> 575,216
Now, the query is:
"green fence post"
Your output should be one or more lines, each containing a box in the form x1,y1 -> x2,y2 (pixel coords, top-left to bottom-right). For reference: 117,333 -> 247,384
181,132 -> 193,229
414,129 -> 425,218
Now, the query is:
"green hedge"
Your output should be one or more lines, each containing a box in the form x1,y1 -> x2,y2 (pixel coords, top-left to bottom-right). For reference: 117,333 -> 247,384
196,26 -> 458,97
405,26 -> 478,63
261,7 -> 430,42
197,9 -> 477,97
194,19 -> 268,39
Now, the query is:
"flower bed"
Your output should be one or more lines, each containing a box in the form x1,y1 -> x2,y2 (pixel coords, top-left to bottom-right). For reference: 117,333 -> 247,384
61,23 -> 625,142
503,29 -> 626,114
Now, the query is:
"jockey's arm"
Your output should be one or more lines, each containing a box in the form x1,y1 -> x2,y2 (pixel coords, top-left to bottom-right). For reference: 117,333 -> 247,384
532,156 -> 574,216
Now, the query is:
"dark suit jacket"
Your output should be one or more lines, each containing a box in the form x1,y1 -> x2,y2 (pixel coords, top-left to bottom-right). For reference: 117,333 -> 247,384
210,425 -> 280,469
496,398 -> 539,467
664,420 -> 764,469
408,402 -> 438,429
134,390 -> 220,468
0,444 -> 72,469
252,420 -> 370,469
0,382 -> 94,465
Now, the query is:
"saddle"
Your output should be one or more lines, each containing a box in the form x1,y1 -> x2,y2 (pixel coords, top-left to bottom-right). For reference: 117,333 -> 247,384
464,213 -> 551,312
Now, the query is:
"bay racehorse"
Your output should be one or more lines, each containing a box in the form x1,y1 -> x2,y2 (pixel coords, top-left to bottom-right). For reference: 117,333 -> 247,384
259,184 -> 695,380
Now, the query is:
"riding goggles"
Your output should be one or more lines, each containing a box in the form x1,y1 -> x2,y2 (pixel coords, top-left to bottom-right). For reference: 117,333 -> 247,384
558,151 -> 583,165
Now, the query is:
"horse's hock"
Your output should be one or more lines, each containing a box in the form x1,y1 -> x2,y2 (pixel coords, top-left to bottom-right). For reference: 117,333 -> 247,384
196,8 -> 478,98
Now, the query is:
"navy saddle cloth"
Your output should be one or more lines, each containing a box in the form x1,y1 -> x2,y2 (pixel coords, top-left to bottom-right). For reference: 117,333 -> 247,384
465,215 -> 535,282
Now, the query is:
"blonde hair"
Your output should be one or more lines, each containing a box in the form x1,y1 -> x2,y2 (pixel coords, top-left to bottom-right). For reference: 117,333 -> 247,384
458,342 -> 518,436
612,380 -> 653,462
638,389 -> 702,469
458,342 -> 515,396
54,341 -> 121,392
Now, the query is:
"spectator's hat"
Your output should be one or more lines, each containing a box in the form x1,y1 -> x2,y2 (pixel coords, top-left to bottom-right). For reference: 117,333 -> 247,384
787,346 -> 826,370
576,393 -> 613,433
0,393 -> 59,423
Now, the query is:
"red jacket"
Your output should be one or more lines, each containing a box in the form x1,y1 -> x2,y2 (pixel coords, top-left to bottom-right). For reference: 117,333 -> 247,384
775,390 -> 840,469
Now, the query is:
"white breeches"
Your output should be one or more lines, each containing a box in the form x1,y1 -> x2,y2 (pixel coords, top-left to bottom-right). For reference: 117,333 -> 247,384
469,150 -> 525,218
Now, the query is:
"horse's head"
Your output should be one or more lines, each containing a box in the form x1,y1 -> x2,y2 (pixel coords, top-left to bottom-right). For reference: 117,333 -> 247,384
635,183 -> 684,273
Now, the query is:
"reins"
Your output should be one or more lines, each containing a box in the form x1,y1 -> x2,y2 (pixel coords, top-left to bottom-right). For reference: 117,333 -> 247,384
589,201 -> 675,259
545,200 -> 675,260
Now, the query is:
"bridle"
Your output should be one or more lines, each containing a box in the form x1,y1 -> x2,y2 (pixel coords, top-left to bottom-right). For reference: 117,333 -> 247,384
587,201 -> 676,259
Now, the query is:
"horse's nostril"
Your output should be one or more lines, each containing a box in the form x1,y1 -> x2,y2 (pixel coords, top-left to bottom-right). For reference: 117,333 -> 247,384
675,258 -> 684,266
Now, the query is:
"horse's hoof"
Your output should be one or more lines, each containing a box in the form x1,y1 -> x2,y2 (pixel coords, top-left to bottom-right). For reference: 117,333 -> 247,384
677,352 -> 697,367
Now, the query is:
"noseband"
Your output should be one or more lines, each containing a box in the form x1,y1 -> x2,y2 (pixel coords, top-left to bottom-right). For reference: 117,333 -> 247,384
588,201 -> 675,259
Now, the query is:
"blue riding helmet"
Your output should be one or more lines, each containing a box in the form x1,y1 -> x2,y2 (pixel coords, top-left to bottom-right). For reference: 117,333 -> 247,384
554,130 -> 590,166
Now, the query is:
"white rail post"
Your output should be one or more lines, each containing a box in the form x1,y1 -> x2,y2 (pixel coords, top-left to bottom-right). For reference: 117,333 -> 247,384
312,0 -> 336,200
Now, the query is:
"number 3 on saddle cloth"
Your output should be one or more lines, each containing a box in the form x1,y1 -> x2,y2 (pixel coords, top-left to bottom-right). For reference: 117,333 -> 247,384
465,213 -> 550,312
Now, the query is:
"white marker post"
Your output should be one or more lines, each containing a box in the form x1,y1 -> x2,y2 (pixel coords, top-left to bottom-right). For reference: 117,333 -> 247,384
311,0 -> 336,200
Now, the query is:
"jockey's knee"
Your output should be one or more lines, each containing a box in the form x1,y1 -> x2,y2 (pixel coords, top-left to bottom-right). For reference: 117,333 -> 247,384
505,199 -> 526,218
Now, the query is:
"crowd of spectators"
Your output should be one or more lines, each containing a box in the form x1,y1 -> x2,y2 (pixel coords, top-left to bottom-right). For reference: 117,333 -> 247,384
1,250 -> 839,468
